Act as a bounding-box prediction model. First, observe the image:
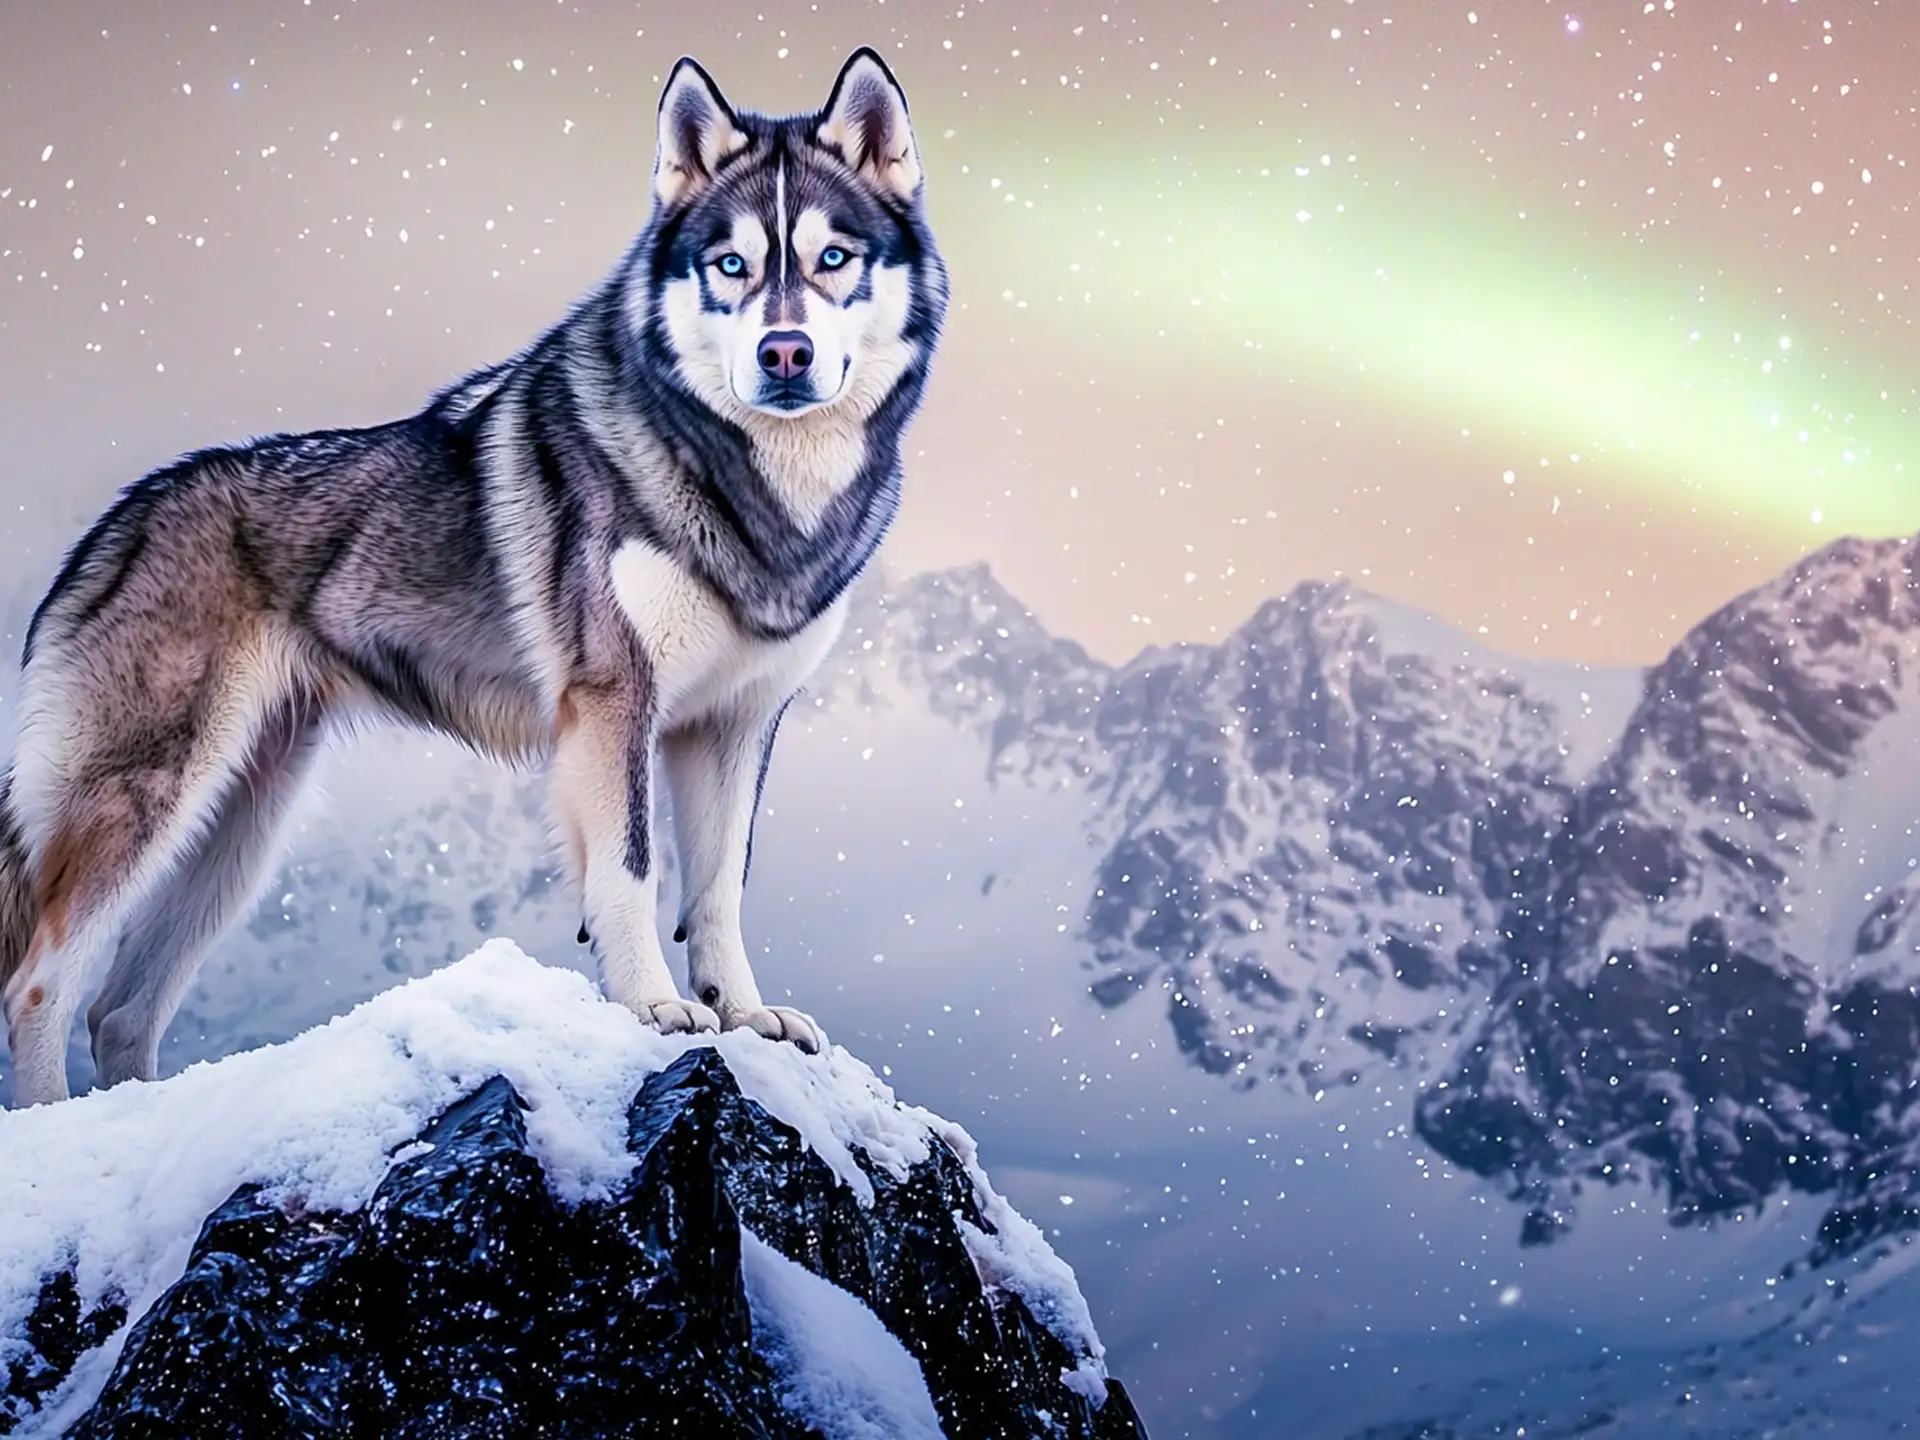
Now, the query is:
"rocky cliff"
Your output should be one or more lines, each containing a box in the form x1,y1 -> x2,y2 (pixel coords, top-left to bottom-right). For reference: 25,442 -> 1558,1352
0,945 -> 1145,1439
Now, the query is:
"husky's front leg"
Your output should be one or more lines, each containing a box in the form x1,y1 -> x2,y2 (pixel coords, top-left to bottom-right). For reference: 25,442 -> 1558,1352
662,705 -> 823,1054
552,682 -> 717,1036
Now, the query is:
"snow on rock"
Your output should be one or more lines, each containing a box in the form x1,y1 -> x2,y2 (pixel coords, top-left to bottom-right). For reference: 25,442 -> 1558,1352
740,1231 -> 946,1440
919,1110 -> 1108,1392
0,942 -> 1145,1438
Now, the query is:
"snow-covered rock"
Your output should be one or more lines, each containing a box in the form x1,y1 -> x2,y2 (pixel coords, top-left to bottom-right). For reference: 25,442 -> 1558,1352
0,943 -> 1145,1439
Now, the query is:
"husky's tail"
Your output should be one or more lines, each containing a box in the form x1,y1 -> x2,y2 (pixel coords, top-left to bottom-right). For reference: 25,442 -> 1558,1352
0,772 -> 39,998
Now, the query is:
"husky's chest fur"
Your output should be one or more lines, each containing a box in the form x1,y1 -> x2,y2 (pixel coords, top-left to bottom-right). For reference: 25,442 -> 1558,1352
608,540 -> 847,728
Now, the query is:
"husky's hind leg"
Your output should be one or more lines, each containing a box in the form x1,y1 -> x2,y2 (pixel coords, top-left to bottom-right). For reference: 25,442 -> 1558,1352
4,623 -> 315,1106
2,780 -> 195,1106
87,694 -> 324,1088
1,912 -> 94,1109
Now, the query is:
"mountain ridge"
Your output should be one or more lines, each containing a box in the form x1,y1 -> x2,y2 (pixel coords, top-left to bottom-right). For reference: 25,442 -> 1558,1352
830,538 -> 1920,1264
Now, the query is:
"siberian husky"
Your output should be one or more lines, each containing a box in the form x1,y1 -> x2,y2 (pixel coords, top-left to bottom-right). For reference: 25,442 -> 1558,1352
0,48 -> 949,1105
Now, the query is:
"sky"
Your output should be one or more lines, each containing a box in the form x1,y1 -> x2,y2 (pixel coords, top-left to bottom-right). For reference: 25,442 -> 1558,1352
2,0 -> 1919,664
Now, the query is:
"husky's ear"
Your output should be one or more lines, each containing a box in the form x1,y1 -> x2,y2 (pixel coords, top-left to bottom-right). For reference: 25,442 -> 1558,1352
816,48 -> 923,201
654,57 -> 749,207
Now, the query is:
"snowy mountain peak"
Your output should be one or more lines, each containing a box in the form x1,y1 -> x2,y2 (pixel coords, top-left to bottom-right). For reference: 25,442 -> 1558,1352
1551,529 -> 1920,972
849,561 -> 1091,672
823,564 -> 1639,1093
835,543 -> 1920,1267
1411,531 -> 1920,1257
1232,575 -> 1376,648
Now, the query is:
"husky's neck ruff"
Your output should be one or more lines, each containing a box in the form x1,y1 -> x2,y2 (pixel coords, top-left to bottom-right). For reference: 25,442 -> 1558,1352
581,53 -> 947,642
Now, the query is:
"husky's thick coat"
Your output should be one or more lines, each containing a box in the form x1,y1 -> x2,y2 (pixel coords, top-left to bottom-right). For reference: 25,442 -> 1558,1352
0,50 -> 947,1105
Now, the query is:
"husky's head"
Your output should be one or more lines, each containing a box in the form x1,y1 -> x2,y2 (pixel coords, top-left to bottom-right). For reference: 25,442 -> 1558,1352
635,49 -> 946,428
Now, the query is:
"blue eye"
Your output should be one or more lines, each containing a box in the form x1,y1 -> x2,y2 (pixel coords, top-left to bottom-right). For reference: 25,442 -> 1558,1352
716,253 -> 746,277
820,246 -> 850,271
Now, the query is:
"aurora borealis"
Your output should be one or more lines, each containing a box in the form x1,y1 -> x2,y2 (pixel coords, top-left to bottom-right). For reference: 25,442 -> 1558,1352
986,134 -> 1918,538
3,1 -> 1918,661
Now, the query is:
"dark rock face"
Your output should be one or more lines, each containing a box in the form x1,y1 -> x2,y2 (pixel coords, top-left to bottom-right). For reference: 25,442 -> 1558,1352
0,1272 -> 125,1435
43,1052 -> 1144,1439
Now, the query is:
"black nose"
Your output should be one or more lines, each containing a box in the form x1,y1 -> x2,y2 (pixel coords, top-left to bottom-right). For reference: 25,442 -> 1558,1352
758,330 -> 814,381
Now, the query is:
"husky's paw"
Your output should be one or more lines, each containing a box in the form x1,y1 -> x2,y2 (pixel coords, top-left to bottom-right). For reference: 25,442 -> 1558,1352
636,999 -> 721,1036
724,1005 -> 826,1055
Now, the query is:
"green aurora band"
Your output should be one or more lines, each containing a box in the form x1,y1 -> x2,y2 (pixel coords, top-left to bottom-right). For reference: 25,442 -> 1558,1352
971,141 -> 1920,541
